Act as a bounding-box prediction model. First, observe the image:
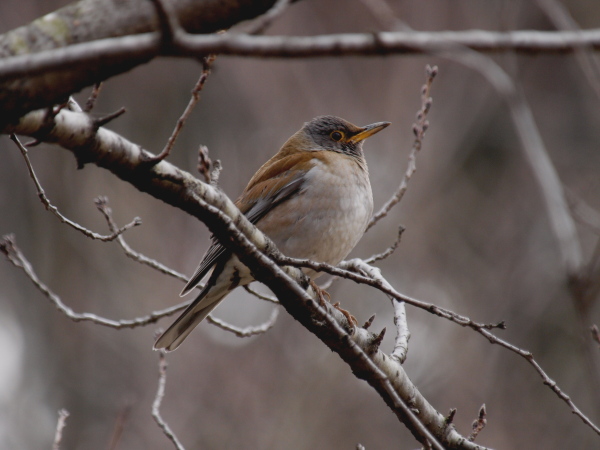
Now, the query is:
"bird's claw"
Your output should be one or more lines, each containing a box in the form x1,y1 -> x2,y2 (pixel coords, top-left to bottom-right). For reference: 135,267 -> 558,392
333,302 -> 358,327
310,281 -> 357,327
310,280 -> 331,306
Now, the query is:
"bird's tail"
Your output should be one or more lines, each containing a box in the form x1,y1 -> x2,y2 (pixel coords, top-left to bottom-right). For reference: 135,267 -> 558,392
153,283 -> 228,352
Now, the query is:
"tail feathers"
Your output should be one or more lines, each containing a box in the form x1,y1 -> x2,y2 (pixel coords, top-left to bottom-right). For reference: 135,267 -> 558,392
154,287 -> 227,352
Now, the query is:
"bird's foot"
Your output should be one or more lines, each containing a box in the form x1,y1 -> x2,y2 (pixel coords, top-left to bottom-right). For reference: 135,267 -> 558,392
333,302 -> 358,327
310,280 -> 331,306
309,281 -> 357,327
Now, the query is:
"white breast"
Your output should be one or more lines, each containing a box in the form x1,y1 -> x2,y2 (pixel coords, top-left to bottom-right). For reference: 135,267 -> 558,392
258,156 -> 373,275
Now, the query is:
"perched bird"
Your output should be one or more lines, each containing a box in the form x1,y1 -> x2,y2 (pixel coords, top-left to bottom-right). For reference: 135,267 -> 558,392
154,116 -> 390,351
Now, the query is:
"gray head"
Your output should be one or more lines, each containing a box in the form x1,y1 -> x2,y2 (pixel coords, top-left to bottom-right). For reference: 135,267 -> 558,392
286,115 -> 390,159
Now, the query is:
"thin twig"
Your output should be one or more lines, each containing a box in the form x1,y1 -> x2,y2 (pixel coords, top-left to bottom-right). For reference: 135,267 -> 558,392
152,351 -> 185,450
142,55 -> 216,165
94,107 -> 127,128
367,65 -> 437,231
206,306 -> 280,337
275,252 -> 506,331
0,233 -> 275,337
0,233 -> 189,327
11,135 -> 141,241
244,284 -> 280,304
365,226 -> 405,264
94,196 -> 188,280
52,409 -> 70,450
95,197 -> 280,335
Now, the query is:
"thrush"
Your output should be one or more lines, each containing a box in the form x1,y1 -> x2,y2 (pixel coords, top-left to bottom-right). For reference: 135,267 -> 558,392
154,115 -> 390,351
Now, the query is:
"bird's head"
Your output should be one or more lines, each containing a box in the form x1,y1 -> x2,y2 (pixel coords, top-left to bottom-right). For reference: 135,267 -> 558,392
282,115 -> 390,159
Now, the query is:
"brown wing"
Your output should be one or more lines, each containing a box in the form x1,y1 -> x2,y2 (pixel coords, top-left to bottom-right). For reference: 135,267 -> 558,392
179,152 -> 314,296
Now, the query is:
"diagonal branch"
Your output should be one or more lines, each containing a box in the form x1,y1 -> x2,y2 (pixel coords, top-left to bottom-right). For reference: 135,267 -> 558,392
0,234 -> 188,328
11,134 -> 141,241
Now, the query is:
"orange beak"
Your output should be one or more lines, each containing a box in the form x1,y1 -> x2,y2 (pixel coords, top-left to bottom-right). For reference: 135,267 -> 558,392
348,121 -> 391,144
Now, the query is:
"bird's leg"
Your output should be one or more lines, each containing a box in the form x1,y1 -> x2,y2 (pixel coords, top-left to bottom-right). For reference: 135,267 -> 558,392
333,302 -> 358,327
309,280 -> 357,327
309,280 -> 330,306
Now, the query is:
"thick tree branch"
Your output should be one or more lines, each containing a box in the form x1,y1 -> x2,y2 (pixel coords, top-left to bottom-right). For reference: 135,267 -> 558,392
3,27 -> 600,125
0,0 -> 280,123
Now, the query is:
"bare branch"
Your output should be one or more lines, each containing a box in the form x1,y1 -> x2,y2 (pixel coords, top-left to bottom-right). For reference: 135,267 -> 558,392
4,28 -> 600,124
391,299 -> 410,364
365,226 -> 404,264
0,0 -> 283,124
4,29 -> 600,86
94,196 -> 189,281
0,231 -> 277,339
273,254 -> 504,332
94,107 -> 127,128
244,284 -> 280,304
52,409 -> 69,450
152,351 -> 186,450
206,307 -> 280,337
142,54 -> 216,165
94,196 -> 277,334
11,135 -> 141,241
368,65 -> 437,230
0,234 -> 187,328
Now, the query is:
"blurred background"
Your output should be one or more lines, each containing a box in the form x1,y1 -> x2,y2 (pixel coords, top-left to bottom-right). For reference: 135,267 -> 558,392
1,0 -> 600,448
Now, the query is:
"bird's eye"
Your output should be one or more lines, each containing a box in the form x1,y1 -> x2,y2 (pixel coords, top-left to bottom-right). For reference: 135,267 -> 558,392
330,131 -> 344,142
